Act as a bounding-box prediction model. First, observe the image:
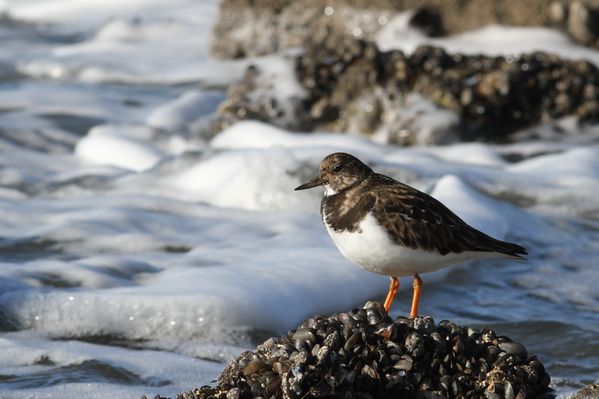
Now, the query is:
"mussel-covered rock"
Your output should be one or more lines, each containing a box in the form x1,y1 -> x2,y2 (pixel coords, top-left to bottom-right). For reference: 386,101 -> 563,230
175,302 -> 551,399
570,383 -> 599,399
216,39 -> 599,144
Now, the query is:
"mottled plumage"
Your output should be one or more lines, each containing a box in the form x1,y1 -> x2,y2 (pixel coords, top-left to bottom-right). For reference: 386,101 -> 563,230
323,173 -> 526,257
295,152 -> 527,316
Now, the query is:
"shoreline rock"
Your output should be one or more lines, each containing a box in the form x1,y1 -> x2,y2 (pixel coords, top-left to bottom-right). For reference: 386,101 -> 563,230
570,383 -> 599,399
210,0 -> 599,144
211,0 -> 599,60
216,41 -> 599,144
174,302 -> 551,399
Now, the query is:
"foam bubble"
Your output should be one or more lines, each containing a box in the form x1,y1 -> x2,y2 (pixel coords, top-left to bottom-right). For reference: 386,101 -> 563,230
377,20 -> 599,66
75,125 -> 166,172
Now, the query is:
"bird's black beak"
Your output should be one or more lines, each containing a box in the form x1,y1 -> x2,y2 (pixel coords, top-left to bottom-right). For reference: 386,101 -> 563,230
294,175 -> 325,191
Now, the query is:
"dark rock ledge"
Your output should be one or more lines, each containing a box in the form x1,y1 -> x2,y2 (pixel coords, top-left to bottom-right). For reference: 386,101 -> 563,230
211,0 -> 599,144
216,40 -> 599,144
172,302 -> 551,399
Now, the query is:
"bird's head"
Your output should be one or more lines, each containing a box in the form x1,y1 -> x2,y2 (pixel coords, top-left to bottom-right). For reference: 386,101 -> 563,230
295,152 -> 373,195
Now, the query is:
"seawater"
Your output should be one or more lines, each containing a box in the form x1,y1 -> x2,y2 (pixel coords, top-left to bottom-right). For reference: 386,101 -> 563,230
0,1 -> 597,398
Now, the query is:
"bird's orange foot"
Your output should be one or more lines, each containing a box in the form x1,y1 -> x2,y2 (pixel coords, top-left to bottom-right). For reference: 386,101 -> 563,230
383,277 -> 399,314
409,273 -> 423,318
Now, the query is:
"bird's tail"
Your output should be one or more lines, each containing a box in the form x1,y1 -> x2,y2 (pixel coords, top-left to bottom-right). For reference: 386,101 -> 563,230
483,235 -> 528,259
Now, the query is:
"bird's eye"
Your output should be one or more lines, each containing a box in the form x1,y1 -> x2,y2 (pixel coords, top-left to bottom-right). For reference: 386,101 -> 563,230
332,164 -> 343,173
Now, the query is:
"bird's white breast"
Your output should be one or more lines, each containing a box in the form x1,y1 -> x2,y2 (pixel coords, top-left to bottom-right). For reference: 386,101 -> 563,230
323,212 -> 499,277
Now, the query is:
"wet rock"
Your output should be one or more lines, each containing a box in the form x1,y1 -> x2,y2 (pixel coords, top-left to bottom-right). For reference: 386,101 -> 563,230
242,358 -> 266,376
570,383 -> 599,399
175,302 -> 551,399
211,0 -> 599,59
216,39 -> 599,143
210,0 -> 599,144
498,342 -> 528,361
214,61 -> 310,134
553,1 -> 599,48
409,7 -> 445,37
211,0 -> 395,59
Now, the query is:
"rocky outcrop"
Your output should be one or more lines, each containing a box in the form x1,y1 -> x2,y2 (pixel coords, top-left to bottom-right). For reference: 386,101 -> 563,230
216,40 -> 599,144
570,383 -> 599,399
174,302 -> 551,399
211,0 -> 599,59
553,1 -> 599,48
210,0 -> 599,144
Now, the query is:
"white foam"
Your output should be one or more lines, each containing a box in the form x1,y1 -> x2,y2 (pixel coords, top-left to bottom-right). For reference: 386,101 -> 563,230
377,19 -> 599,66
0,331 -> 223,399
4,0 -> 217,29
250,55 -> 307,107
431,175 -> 510,239
162,148 -> 316,211
9,0 -> 248,86
0,80 -> 156,123
146,90 -> 224,132
212,120 -> 383,155
428,143 -> 507,167
508,147 -> 599,184
0,195 -> 392,343
75,125 -> 166,172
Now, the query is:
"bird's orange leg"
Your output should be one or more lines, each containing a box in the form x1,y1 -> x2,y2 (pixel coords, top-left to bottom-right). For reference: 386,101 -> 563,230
409,273 -> 423,318
383,277 -> 399,314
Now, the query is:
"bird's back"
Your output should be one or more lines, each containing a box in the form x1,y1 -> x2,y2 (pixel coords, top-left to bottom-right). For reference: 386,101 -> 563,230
367,174 -> 527,258
323,173 -> 527,259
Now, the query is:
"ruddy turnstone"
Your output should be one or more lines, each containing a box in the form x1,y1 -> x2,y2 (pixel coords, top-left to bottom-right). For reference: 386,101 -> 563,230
295,152 -> 527,317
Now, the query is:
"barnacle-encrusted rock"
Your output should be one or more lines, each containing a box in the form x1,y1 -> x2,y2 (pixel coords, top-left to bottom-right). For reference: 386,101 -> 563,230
216,41 -> 599,143
176,302 -> 551,399
570,383 -> 599,399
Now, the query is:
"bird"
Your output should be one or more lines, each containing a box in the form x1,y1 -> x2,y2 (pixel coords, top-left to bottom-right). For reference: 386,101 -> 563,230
295,152 -> 527,317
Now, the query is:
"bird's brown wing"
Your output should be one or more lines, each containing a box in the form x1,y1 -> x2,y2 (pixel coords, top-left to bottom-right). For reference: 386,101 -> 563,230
370,179 -> 527,257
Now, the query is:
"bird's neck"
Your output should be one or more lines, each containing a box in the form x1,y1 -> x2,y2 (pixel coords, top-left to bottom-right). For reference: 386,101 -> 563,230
321,181 -> 374,233
323,176 -> 371,198
323,185 -> 338,197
